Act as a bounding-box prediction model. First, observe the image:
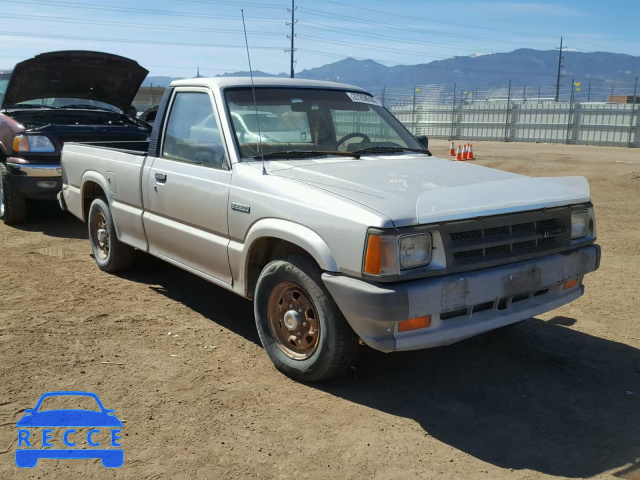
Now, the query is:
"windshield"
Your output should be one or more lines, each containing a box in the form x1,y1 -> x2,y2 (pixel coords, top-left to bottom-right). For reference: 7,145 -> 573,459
225,87 -> 422,159
0,72 -> 9,106
3,94 -> 120,112
37,395 -> 102,412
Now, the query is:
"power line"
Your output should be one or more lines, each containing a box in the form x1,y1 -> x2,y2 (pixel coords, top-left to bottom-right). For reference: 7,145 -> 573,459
0,31 -> 285,50
0,0 -> 286,22
298,6 -> 556,49
173,0 -> 287,8
318,0 -> 550,38
0,13 -> 284,36
298,21 -> 492,53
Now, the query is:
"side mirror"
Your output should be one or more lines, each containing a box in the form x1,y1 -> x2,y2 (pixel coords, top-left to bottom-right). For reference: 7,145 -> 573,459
416,135 -> 428,149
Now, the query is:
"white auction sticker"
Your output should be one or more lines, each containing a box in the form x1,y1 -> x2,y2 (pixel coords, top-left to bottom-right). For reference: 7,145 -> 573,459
346,92 -> 382,106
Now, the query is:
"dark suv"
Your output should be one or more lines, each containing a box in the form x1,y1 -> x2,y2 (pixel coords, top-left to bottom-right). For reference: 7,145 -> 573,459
0,51 -> 151,224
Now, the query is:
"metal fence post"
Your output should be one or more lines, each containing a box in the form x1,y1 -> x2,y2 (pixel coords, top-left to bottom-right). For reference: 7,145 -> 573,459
566,78 -> 576,144
504,80 -> 511,142
450,83 -> 457,140
628,76 -> 638,148
411,85 -> 417,134
381,87 -> 386,107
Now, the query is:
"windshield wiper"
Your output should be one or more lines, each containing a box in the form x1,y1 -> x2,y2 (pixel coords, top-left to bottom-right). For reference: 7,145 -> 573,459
352,146 -> 432,156
60,104 -> 117,112
251,150 -> 360,160
5,104 -> 58,110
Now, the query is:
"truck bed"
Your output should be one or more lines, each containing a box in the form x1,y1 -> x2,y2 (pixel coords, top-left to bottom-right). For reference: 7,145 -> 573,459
69,140 -> 149,155
61,142 -> 149,251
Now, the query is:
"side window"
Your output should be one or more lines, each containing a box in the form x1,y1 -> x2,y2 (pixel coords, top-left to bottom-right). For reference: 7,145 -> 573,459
162,92 -> 226,168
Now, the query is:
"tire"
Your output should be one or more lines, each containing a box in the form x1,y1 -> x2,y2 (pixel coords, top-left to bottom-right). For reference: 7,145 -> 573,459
88,198 -> 135,272
0,163 -> 27,225
254,253 -> 358,382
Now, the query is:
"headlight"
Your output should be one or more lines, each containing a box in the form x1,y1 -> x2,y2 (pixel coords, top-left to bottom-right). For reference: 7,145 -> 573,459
571,210 -> 589,239
13,135 -> 56,153
364,231 -> 433,275
399,234 -> 432,269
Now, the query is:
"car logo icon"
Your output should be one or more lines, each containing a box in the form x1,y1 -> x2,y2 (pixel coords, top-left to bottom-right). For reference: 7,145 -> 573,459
15,391 -> 123,468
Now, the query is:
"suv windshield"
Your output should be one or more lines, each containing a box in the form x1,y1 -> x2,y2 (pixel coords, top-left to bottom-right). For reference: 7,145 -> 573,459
7,97 -> 120,111
0,72 -> 10,106
225,88 -> 423,159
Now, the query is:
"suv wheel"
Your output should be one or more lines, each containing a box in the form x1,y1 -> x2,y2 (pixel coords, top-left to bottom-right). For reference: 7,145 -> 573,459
0,163 -> 27,225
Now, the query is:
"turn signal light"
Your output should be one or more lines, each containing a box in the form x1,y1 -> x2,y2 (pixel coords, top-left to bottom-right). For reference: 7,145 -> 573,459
398,316 -> 432,333
13,136 -> 29,152
563,279 -> 579,290
364,235 -> 382,274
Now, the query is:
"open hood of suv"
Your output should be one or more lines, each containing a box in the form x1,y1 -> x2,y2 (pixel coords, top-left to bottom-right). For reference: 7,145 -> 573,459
2,51 -> 148,111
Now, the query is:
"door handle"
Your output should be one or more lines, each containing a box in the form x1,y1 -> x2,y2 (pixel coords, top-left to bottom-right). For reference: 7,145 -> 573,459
155,172 -> 167,183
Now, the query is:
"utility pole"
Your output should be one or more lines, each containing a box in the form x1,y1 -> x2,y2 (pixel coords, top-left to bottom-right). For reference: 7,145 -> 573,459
555,37 -> 567,102
286,0 -> 297,78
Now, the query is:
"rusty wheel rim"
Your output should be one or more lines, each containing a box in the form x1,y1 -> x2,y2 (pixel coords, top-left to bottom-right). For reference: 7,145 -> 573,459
267,282 -> 320,360
92,212 -> 109,260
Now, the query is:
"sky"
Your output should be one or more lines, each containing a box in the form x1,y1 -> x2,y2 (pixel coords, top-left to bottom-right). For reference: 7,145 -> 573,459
1,0 -> 639,78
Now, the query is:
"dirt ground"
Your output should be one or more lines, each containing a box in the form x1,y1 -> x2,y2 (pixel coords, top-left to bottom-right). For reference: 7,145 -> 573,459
1,139 -> 639,480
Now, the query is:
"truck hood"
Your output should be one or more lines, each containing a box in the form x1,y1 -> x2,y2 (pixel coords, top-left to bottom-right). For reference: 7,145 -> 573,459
269,155 -> 590,226
2,51 -> 148,111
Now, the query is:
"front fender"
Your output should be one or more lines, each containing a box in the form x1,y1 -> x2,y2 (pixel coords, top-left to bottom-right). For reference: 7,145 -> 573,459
228,218 -> 339,297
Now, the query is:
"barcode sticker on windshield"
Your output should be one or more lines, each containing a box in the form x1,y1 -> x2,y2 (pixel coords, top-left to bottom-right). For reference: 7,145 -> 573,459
346,92 -> 382,106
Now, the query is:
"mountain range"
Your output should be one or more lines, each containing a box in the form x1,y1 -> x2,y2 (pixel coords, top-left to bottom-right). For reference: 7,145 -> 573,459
143,48 -> 640,93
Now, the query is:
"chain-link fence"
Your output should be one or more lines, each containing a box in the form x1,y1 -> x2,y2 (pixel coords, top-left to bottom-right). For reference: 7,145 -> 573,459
376,78 -> 640,147
132,86 -> 166,114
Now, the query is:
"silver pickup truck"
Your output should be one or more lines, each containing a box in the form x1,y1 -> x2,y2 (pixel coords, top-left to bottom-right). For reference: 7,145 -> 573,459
60,78 -> 600,382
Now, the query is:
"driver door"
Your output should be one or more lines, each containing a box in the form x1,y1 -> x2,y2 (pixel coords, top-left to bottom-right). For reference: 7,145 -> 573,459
143,88 -> 232,285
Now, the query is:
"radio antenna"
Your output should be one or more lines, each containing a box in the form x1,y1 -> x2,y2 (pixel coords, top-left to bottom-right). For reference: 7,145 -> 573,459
241,9 -> 266,175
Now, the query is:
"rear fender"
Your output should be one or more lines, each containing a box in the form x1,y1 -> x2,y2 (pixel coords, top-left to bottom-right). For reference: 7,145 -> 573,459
80,171 -> 113,222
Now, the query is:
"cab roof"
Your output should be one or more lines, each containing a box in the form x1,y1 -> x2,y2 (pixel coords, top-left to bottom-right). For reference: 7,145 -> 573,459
169,77 -> 370,93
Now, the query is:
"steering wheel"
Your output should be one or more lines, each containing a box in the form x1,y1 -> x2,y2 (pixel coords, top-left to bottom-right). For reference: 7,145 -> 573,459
336,132 -> 371,149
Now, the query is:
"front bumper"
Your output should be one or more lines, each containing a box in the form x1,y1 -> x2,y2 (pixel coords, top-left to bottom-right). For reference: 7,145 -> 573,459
323,244 -> 600,352
6,158 -> 62,200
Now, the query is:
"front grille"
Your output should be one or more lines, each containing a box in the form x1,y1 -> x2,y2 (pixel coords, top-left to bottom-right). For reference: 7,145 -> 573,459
439,287 -> 552,321
442,207 -> 572,269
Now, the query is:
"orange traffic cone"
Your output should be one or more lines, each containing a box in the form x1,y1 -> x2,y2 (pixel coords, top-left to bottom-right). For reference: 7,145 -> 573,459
449,141 -> 455,156
455,145 -> 463,160
462,144 -> 469,160
467,143 -> 475,160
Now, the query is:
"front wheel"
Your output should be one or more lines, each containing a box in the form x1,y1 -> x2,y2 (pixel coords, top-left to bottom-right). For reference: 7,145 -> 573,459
254,254 -> 358,382
88,198 -> 134,272
0,163 -> 27,225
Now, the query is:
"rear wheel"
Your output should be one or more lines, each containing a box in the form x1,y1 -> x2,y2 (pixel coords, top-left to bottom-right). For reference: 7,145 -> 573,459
254,253 -> 358,382
88,198 -> 134,272
0,163 -> 27,225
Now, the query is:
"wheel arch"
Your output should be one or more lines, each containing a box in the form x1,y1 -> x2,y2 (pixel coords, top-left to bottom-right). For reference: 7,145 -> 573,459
80,172 -> 110,222
234,219 -> 339,299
